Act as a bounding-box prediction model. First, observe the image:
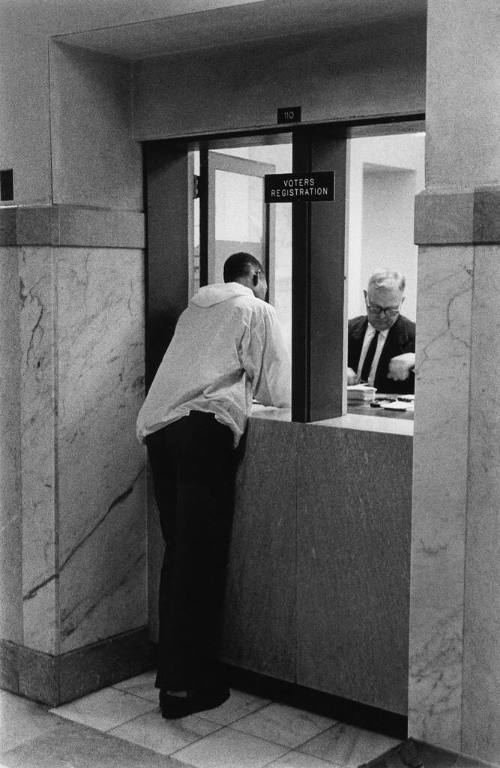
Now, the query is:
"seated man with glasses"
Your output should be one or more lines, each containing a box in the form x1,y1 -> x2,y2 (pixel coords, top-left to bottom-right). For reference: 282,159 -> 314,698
347,269 -> 415,394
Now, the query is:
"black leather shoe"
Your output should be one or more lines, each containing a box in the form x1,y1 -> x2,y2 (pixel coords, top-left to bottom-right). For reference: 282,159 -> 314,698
160,687 -> 230,719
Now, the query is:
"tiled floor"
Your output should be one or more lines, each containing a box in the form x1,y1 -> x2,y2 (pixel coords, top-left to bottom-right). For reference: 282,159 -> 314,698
0,672 -> 402,768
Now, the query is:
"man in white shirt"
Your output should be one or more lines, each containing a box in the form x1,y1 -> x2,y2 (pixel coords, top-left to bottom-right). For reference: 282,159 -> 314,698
347,270 -> 416,394
136,252 -> 290,719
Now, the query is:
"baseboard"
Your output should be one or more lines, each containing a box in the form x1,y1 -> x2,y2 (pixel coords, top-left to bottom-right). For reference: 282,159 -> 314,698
0,627 -> 155,706
224,663 -> 408,740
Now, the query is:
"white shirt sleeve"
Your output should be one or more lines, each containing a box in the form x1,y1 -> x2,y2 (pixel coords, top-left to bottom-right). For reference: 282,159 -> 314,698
241,303 -> 291,408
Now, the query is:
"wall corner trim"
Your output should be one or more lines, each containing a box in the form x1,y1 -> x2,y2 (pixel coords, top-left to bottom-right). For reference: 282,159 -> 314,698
0,205 -> 145,249
414,186 -> 500,246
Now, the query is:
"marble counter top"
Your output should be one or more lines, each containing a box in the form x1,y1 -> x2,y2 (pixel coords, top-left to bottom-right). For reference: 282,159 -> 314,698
250,404 -> 414,436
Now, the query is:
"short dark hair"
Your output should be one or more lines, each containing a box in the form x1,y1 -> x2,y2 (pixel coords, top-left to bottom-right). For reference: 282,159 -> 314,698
223,252 -> 262,283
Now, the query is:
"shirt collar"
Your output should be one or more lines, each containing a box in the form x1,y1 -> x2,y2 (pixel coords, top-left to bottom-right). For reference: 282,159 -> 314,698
367,322 -> 389,341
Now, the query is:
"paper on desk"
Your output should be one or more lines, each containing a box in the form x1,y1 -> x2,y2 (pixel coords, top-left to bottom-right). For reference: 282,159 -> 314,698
347,384 -> 377,402
380,400 -> 414,411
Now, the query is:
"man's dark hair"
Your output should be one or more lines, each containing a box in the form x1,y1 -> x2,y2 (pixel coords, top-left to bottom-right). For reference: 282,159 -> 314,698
223,252 -> 262,283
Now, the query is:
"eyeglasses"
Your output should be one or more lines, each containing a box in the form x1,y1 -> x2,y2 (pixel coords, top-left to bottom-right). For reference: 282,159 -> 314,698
365,303 -> 401,316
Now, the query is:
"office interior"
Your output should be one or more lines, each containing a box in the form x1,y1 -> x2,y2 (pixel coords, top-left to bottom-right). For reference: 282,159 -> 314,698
1,0 -> 500,766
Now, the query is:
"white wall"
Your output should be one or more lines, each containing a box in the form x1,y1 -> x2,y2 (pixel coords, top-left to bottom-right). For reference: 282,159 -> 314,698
426,0 -> 500,188
132,18 -> 426,140
0,2 -> 425,209
49,43 -> 142,210
0,0 -> 254,207
361,169 -> 417,319
347,133 -> 425,320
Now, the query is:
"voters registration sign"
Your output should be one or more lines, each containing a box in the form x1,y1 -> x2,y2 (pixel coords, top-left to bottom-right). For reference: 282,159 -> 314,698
264,172 -> 335,203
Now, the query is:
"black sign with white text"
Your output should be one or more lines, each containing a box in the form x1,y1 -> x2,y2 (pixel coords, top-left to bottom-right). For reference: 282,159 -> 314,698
277,106 -> 301,123
265,172 -> 335,203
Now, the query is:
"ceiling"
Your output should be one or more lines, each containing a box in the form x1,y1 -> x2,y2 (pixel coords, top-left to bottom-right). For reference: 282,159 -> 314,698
53,0 -> 427,61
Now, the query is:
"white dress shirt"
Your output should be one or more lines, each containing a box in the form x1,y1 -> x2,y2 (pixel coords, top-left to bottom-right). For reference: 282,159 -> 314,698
136,282 -> 291,446
356,324 -> 389,385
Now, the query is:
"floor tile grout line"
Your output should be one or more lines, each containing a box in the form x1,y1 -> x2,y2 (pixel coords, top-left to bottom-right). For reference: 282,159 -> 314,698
195,698 -> 273,725
134,698 -> 342,757
224,715 -> 341,753
166,721 -> 290,759
109,713 -> 327,762
228,722 -> 322,750
106,706 -> 169,735
82,709 -> 394,768
50,707 -> 229,760
52,686 -> 159,732
259,747 -> 296,768
150,723 -> 231,758
291,720 -> 345,753
49,701 -> 159,735
260,748 -> 344,768
50,693 -> 361,764
226,723 -> 327,751
110,684 -> 274,716
53,693 -> 277,745
110,689 -> 159,704
0,707 -> 398,768
108,717 -> 228,758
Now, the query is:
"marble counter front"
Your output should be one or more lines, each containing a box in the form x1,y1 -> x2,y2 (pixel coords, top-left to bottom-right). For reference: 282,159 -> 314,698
222,412 -> 413,715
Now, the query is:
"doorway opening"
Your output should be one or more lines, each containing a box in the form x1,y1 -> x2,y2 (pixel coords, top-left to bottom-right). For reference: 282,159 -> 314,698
190,139 -> 293,357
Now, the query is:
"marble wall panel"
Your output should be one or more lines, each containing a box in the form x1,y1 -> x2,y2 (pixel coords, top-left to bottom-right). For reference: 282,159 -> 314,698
462,244 -> 500,763
409,246 -> 474,749
55,249 -> 146,652
18,247 -> 58,654
0,249 -> 22,644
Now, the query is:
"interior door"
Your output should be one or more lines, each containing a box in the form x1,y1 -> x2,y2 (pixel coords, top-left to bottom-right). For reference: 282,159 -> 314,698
202,150 -> 276,302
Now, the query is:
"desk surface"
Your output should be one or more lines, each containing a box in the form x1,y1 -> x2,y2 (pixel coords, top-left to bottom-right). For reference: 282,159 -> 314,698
250,404 -> 413,435
347,401 -> 414,420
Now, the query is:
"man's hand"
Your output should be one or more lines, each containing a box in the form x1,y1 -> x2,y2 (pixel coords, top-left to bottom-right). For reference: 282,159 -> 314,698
347,367 -> 359,385
387,353 -> 415,381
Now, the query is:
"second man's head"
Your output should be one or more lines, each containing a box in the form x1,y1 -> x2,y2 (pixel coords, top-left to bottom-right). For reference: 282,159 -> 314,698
364,270 -> 405,331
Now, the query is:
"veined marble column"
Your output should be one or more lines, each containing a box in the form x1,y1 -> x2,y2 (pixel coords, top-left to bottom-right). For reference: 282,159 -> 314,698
409,0 -> 500,762
0,205 -> 150,705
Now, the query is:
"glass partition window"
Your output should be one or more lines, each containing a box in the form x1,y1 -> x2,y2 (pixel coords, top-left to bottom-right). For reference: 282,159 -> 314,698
346,131 -> 425,418
187,127 -> 424,424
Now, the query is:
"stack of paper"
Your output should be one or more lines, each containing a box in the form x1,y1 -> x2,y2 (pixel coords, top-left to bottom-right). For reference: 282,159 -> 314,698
347,384 -> 377,402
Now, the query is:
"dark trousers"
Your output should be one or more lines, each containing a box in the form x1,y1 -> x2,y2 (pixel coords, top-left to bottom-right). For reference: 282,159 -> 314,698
146,411 -> 237,693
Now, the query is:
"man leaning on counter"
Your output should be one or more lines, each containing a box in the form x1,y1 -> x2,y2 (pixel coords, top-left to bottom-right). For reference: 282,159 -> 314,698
347,269 -> 415,395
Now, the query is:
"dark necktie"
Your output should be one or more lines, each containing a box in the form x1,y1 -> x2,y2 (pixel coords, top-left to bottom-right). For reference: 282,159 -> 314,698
360,331 -> 379,383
